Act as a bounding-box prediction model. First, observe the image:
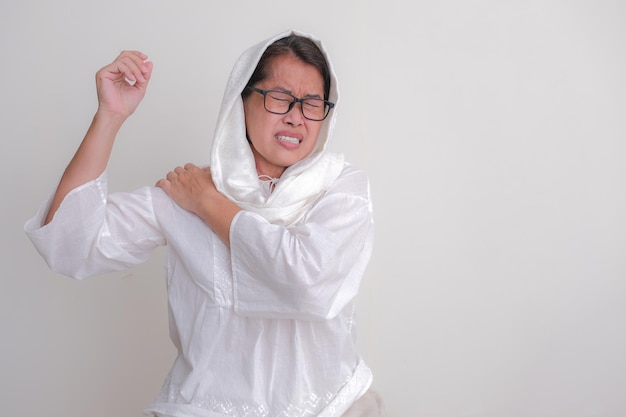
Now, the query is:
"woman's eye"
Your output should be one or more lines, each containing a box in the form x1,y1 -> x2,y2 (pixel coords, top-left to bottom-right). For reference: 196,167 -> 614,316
304,100 -> 322,108
268,92 -> 292,102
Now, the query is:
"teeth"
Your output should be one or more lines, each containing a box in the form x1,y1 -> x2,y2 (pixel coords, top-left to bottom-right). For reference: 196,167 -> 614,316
277,135 -> 300,144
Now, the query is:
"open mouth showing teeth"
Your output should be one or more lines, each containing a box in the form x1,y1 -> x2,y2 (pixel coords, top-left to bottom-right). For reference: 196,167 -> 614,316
276,135 -> 300,144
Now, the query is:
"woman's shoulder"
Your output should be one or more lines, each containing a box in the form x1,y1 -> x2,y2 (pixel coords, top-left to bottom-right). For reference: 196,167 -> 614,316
328,161 -> 371,198
339,161 -> 368,177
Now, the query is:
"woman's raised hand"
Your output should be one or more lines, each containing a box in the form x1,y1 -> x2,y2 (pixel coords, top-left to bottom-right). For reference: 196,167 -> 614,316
43,51 -> 153,225
95,50 -> 153,118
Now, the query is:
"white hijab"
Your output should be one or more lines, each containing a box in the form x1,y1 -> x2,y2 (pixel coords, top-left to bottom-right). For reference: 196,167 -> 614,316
210,30 -> 344,227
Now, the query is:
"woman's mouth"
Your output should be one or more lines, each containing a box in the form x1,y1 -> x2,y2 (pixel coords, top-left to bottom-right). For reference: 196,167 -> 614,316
276,135 -> 301,145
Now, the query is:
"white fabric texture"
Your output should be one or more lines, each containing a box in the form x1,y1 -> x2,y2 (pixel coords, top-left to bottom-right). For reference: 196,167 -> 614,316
24,30 -> 375,417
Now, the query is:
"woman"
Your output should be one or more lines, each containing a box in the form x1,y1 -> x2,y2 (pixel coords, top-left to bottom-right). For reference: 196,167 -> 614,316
25,30 -> 385,417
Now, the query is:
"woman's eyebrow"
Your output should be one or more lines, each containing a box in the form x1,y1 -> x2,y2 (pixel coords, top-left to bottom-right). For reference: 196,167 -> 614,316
268,85 -> 323,99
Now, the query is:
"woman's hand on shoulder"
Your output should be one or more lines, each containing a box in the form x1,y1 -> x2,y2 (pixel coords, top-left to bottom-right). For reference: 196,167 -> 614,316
95,50 -> 153,119
156,163 -> 217,216
156,164 -> 242,245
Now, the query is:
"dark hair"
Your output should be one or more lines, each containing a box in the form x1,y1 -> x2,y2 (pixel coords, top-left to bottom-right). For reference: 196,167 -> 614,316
242,35 -> 331,100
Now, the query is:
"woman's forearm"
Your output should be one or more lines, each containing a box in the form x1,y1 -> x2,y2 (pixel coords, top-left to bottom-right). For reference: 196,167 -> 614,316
44,110 -> 126,225
196,193 -> 241,246
44,50 -> 153,225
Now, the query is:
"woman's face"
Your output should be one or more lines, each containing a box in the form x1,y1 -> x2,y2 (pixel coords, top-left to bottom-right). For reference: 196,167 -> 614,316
243,54 -> 325,178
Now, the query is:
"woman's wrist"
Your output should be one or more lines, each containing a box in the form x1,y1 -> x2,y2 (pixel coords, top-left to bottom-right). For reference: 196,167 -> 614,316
92,108 -> 128,131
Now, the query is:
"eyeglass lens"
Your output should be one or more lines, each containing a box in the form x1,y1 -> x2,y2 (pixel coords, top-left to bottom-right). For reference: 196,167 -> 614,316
265,90 -> 328,121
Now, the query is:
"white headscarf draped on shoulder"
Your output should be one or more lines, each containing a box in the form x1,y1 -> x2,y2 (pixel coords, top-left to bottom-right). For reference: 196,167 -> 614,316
210,30 -> 344,227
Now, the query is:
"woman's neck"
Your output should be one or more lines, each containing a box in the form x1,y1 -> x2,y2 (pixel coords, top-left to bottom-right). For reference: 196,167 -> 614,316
251,148 -> 286,179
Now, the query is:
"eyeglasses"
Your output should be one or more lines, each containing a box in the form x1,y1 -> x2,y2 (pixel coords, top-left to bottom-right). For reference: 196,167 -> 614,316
246,86 -> 335,121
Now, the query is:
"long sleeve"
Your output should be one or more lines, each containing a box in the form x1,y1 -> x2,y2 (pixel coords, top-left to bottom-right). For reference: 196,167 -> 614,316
229,166 -> 374,320
24,172 -> 166,279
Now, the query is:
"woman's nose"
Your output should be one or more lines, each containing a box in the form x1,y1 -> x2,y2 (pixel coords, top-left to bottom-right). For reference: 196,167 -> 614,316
284,101 -> 304,125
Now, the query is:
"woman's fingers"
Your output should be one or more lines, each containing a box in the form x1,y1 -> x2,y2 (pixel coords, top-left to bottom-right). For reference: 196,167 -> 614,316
99,50 -> 151,85
159,164 -> 207,188
94,50 -> 153,117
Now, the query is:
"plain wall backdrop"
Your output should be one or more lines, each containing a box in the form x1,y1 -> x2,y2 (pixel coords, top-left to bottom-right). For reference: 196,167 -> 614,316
2,1 -> 625,416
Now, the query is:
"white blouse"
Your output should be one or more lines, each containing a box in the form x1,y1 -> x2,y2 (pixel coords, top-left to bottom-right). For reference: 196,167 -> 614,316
25,163 -> 375,417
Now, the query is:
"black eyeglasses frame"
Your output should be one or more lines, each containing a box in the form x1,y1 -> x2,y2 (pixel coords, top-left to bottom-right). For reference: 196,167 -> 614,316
245,86 -> 335,121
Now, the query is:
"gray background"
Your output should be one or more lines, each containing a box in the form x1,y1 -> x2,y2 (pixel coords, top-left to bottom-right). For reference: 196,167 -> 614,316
2,1 -> 625,416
